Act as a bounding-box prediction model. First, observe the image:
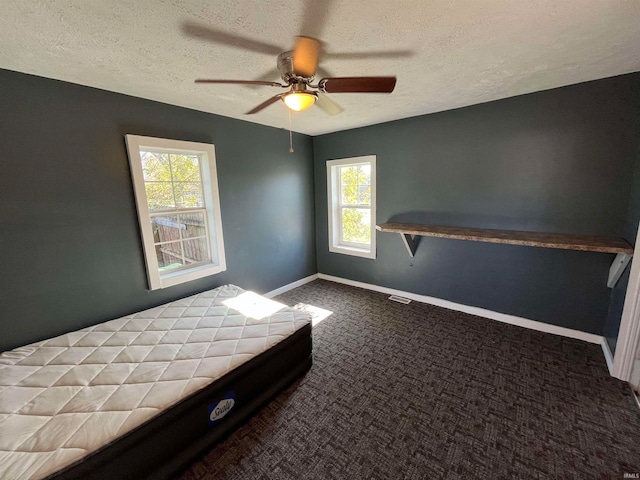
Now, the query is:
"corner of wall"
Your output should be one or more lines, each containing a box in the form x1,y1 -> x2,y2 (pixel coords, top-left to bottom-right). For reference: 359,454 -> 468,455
602,79 -> 640,353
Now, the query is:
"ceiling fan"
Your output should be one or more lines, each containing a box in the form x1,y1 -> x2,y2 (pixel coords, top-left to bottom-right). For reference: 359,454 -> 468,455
184,20 -> 403,116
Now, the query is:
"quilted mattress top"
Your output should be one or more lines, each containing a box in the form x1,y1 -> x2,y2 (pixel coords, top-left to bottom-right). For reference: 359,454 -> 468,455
0,285 -> 310,480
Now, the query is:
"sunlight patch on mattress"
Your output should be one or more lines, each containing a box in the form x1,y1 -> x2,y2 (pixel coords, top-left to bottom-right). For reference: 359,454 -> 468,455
222,292 -> 286,320
293,303 -> 333,326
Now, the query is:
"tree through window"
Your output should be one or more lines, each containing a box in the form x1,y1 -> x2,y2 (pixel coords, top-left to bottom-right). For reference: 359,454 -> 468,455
126,135 -> 226,289
327,156 -> 376,259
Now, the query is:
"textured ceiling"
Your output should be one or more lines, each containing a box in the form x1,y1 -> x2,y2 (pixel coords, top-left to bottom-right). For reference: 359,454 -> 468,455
1,0 -> 639,135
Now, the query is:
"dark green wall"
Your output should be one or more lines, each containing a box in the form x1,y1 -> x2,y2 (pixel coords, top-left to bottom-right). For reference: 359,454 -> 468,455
3,67 -> 639,351
313,73 -> 640,334
0,69 -> 316,352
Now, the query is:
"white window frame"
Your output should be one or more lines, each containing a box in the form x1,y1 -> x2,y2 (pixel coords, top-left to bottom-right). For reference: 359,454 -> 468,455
327,155 -> 376,259
125,135 -> 226,290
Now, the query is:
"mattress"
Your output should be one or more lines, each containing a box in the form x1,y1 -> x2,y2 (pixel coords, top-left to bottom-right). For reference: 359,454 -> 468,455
0,285 -> 311,480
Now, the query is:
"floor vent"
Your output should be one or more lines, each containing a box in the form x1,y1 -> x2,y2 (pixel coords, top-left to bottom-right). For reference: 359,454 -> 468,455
389,295 -> 411,304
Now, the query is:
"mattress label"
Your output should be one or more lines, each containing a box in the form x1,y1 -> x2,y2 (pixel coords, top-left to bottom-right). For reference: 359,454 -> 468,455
208,392 -> 236,425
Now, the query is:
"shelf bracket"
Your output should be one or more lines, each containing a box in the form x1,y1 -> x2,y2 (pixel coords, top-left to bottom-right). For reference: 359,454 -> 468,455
608,253 -> 633,288
400,233 -> 418,257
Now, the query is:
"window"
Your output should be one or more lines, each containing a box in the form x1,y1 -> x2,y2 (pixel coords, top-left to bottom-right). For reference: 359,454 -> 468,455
125,135 -> 226,289
327,156 -> 376,259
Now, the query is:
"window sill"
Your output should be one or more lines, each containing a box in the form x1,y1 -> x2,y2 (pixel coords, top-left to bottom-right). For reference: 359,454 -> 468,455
153,263 -> 226,290
329,244 -> 376,259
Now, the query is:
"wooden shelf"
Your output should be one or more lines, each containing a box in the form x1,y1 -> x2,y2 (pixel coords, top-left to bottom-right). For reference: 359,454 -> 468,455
376,223 -> 633,254
376,222 -> 634,288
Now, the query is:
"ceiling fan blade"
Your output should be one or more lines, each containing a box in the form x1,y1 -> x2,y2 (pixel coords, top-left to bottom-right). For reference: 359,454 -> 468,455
293,36 -> 321,77
324,50 -> 413,60
320,77 -> 397,93
195,79 -> 286,87
246,95 -> 283,114
247,67 -> 282,88
315,92 -> 344,116
182,21 -> 283,56
300,0 -> 334,39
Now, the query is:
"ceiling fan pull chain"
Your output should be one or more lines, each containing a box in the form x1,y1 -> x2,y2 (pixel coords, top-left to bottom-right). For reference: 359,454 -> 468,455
288,108 -> 294,153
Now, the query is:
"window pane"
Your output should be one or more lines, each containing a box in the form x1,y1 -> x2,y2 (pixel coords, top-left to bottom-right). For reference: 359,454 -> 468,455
341,208 -> 371,244
179,212 -> 207,239
182,237 -> 211,264
155,241 -> 184,270
141,152 -> 170,182
152,215 -> 182,243
127,135 -> 226,289
358,185 -> 371,205
174,182 -> 203,208
341,186 -> 358,205
170,154 -> 201,182
340,166 -> 358,185
358,165 -> 371,185
145,182 -> 175,210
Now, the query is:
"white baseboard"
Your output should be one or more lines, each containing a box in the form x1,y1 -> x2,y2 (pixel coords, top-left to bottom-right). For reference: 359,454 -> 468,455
317,273 -> 604,345
266,273 -> 612,372
263,274 -> 319,298
601,338 -> 615,374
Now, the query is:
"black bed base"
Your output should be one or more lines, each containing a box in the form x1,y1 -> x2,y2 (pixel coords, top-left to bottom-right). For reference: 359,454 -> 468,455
49,324 -> 312,480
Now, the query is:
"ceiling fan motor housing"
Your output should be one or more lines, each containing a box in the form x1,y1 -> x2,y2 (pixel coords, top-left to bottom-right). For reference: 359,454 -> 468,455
277,51 -> 312,83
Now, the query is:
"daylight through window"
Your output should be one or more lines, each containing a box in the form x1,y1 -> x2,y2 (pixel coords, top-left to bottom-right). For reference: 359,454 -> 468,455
327,156 -> 376,259
142,151 -> 211,272
126,135 -> 226,289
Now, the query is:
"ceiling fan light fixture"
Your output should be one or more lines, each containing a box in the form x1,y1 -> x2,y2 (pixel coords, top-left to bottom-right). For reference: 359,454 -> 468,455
283,92 -> 316,112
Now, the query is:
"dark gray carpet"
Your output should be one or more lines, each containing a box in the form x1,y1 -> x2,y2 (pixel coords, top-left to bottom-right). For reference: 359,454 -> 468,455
180,280 -> 640,480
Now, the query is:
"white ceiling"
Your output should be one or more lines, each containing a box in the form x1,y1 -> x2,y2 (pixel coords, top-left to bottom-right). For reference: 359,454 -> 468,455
1,1 -> 639,136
